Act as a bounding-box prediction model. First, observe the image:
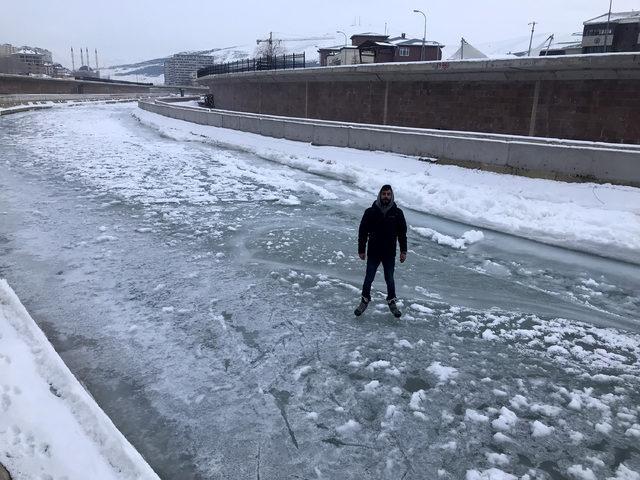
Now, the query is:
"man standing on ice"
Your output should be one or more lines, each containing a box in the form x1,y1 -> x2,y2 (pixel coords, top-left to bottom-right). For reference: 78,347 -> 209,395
354,184 -> 407,318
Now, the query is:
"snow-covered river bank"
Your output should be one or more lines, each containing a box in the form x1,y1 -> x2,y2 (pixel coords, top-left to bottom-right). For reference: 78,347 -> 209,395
1,104 -> 639,479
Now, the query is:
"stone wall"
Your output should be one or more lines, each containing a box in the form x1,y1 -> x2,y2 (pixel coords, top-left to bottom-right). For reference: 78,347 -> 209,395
199,54 -> 640,144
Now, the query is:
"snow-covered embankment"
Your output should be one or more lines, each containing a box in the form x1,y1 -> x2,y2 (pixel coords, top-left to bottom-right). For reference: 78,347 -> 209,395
0,279 -> 159,480
133,108 -> 640,265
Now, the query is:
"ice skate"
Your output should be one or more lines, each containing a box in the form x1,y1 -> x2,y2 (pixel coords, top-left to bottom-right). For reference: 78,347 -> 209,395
354,297 -> 370,316
387,298 -> 402,318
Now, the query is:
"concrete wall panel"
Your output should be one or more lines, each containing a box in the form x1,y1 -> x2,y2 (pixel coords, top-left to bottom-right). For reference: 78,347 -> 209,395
284,122 -> 315,143
313,124 -> 349,147
389,132 -> 445,158
348,128 -> 393,152
221,115 -> 240,130
238,116 -> 261,134
259,118 -> 285,138
590,150 -> 640,185
443,137 -> 509,167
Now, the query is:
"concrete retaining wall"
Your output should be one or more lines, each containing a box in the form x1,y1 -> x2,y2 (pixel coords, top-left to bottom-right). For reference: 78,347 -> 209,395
139,99 -> 640,187
0,73 -> 153,95
0,93 -> 163,109
198,54 -> 640,144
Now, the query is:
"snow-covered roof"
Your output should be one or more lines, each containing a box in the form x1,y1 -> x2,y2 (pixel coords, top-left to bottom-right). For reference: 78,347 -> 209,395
318,45 -> 344,51
584,11 -> 640,25
15,48 -> 39,55
350,32 -> 387,38
391,39 -> 444,47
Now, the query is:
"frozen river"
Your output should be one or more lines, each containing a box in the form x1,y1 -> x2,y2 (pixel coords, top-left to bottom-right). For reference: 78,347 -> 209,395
1,104 -> 639,479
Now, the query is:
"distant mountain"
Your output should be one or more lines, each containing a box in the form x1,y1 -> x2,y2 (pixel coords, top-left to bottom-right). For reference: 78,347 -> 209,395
100,46 -> 256,84
100,37 -> 336,85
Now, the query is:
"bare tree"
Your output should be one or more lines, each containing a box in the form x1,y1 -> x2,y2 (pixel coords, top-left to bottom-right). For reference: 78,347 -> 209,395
255,32 -> 287,58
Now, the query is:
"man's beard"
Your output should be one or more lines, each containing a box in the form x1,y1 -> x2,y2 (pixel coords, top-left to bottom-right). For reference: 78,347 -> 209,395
381,198 -> 391,205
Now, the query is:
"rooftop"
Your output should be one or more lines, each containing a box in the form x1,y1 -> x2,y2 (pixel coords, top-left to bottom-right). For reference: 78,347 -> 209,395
15,49 -> 39,55
318,45 -> 345,51
391,39 -> 445,47
584,10 -> 640,25
350,32 -> 387,38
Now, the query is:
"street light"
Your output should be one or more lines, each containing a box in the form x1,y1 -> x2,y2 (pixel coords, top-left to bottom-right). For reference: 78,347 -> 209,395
527,21 -> 537,56
604,0 -> 613,53
337,30 -> 348,46
413,9 -> 427,61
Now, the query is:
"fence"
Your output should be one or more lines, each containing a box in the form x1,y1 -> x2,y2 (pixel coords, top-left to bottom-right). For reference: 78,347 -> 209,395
197,53 -> 305,77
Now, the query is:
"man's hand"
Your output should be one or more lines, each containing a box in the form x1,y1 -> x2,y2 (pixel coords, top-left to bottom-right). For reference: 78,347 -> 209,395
400,252 -> 407,263
359,252 -> 366,260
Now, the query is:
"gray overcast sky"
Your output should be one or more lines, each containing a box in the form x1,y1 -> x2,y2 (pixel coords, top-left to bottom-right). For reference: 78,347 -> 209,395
2,0 -> 639,66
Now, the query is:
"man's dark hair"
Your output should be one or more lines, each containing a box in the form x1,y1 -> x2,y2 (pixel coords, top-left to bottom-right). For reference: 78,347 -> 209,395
381,184 -> 393,192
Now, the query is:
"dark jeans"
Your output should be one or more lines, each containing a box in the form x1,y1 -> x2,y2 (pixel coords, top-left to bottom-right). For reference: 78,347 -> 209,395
361,256 -> 396,301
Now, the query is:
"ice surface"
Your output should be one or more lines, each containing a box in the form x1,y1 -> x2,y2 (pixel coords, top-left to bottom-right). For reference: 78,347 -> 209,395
0,104 -> 639,479
132,107 -> 640,265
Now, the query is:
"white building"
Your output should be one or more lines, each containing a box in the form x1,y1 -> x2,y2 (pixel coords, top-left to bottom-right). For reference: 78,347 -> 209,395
0,43 -> 17,57
164,53 -> 216,85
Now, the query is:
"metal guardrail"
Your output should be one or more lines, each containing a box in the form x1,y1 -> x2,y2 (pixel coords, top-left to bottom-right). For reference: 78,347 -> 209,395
197,53 -> 305,77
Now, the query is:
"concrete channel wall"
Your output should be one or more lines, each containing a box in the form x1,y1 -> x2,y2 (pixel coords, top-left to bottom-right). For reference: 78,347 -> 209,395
197,54 -> 640,145
138,99 -> 640,187
0,93 -> 162,111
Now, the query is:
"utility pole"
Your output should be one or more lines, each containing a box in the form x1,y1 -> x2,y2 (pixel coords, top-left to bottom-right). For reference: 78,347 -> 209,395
70,47 -> 75,71
543,34 -> 554,56
527,21 -> 537,56
604,0 -> 613,53
256,31 -> 274,57
461,37 -> 465,59
337,30 -> 347,46
413,9 -> 427,61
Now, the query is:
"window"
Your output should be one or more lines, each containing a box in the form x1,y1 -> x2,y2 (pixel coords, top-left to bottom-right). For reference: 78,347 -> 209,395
584,26 -> 613,36
399,47 -> 410,57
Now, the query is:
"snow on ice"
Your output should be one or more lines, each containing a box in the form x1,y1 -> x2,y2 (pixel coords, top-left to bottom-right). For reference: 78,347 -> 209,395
133,108 -> 640,264
0,280 -> 158,480
1,103 -> 639,479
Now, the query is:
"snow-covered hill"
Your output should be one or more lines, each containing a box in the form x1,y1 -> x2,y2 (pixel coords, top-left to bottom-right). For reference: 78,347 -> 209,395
100,46 -> 252,85
101,37 -> 338,85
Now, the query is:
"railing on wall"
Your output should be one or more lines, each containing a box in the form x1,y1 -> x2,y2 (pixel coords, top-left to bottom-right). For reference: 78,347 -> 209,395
197,53 -> 305,77
74,76 -> 153,86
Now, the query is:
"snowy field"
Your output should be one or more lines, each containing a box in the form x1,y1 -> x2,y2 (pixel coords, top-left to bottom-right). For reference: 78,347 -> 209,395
0,103 -> 639,479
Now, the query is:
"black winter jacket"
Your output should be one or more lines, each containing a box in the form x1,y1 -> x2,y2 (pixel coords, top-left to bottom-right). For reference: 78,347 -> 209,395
358,202 -> 408,259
